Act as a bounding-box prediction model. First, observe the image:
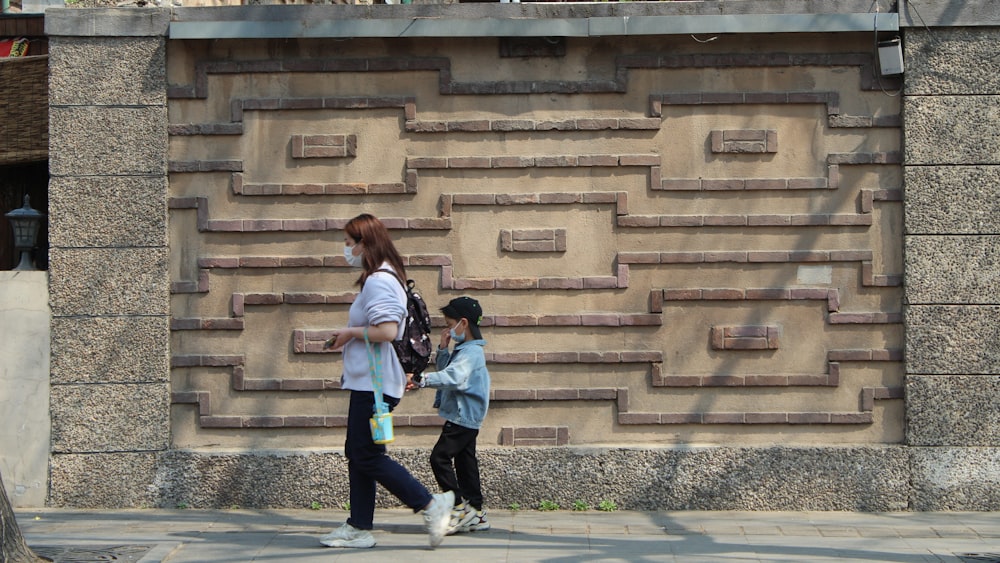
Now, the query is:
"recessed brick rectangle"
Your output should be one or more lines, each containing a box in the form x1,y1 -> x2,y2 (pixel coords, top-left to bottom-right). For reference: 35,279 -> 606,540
290,134 -> 356,159
711,129 -> 777,154
712,325 -> 780,350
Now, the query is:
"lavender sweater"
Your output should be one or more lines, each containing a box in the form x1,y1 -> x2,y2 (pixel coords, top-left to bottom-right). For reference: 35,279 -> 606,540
339,265 -> 407,399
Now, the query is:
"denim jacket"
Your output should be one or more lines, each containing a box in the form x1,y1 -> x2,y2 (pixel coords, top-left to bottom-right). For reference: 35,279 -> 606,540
421,339 -> 489,430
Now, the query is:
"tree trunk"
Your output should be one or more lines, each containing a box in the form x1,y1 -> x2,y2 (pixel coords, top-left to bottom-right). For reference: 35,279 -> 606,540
0,471 -> 48,563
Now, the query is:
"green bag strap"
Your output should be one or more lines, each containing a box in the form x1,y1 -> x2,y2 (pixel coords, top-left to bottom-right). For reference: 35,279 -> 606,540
363,328 -> 389,416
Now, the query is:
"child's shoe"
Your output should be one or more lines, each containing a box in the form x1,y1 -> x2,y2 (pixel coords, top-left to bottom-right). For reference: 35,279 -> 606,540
447,501 -> 474,535
456,509 -> 490,533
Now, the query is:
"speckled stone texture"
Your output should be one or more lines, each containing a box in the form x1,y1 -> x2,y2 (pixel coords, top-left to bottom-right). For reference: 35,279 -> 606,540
50,383 -> 169,453
905,28 -> 1000,95
907,375 -> 1000,446
139,447 -> 911,511
49,452 -> 160,508
910,447 -> 1000,510
904,236 -> 1000,304
905,306 -> 1000,376
48,36 -> 166,106
903,96 -> 1000,165
904,167 -> 1000,235
50,316 -> 169,385
48,176 -> 168,248
903,22 -> 1000,467
49,106 -> 167,177
46,30 -> 171,508
48,248 -> 169,316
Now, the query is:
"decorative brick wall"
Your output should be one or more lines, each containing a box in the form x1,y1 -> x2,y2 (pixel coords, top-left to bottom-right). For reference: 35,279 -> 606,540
163,31 -> 903,453
46,3 -> 1000,511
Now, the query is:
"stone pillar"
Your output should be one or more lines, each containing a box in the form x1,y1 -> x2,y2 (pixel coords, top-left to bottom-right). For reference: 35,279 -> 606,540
903,27 -> 1000,509
45,8 -> 171,507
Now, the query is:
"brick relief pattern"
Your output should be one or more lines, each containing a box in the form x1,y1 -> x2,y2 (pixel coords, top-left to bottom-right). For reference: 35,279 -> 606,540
711,325 -> 780,350
167,46 -> 902,447
290,134 -> 356,159
500,229 -> 567,253
711,130 -> 777,154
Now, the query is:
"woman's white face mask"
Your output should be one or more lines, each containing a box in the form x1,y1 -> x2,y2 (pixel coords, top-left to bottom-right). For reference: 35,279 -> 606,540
343,243 -> 363,268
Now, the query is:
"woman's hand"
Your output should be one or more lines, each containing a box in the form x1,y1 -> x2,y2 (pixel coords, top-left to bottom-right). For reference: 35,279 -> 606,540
322,322 -> 400,351
323,329 -> 352,351
439,327 -> 451,349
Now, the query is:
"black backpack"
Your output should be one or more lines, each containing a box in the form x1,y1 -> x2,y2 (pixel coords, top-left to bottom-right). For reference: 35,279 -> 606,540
377,269 -> 433,377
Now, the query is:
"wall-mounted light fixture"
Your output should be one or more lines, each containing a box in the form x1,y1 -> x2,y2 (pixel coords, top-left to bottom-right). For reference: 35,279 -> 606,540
5,195 -> 45,271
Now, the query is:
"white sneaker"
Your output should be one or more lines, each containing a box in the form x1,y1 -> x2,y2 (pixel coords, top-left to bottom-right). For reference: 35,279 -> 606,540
422,490 -> 454,548
319,523 -> 376,548
457,509 -> 490,532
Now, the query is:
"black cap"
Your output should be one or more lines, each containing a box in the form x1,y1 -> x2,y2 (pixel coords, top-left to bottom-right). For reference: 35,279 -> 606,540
441,296 -> 483,340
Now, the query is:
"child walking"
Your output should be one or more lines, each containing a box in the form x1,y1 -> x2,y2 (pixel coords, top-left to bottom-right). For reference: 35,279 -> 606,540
408,296 -> 491,534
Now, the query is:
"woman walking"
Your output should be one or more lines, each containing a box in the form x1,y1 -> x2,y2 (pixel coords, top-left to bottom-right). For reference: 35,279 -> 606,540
320,213 -> 453,549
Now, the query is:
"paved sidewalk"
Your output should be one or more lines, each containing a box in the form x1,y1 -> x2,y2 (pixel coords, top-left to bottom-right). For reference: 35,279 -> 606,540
15,508 -> 1000,562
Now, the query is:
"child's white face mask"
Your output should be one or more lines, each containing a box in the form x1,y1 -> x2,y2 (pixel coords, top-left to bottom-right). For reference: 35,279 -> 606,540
343,244 -> 363,268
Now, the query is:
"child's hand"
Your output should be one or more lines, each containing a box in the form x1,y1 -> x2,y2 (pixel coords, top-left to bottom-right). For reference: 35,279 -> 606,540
405,373 -> 421,391
439,327 -> 451,349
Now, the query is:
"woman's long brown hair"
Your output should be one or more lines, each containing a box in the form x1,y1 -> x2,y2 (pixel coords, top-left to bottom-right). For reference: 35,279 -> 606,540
344,213 -> 407,286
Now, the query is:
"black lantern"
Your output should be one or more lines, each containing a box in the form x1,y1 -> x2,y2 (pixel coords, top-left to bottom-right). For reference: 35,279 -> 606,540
5,195 -> 45,271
